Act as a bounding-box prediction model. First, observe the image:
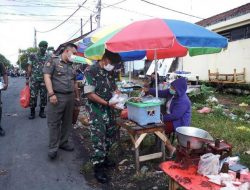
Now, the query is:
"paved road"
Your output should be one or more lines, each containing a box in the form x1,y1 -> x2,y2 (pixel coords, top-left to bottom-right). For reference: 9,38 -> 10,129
0,78 -> 95,190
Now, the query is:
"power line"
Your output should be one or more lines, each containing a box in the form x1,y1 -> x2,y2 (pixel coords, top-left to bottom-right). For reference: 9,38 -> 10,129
66,15 -> 93,42
65,19 -> 90,42
140,0 -> 204,20
36,0 -> 88,33
102,3 -> 154,18
0,12 -> 88,17
0,19 -> 80,22
102,0 -> 128,9
0,4 -> 77,9
7,0 -> 78,5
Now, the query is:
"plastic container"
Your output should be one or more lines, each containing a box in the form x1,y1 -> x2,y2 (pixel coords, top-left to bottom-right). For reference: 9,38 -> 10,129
126,101 -> 162,125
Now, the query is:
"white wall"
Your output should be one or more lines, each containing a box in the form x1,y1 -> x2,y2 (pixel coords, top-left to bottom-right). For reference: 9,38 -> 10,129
182,39 -> 250,83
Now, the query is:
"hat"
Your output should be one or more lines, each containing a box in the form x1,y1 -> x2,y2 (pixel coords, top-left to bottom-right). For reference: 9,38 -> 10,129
39,41 -> 48,47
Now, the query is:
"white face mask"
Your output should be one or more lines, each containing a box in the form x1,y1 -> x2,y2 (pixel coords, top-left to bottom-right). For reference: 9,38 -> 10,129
68,54 -> 75,62
104,63 -> 114,71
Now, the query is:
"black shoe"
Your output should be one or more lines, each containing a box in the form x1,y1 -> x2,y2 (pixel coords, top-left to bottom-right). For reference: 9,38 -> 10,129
29,108 -> 35,120
39,107 -> 46,118
94,164 -> 109,183
0,127 -> 5,137
104,157 -> 115,168
59,143 -> 74,151
48,151 -> 57,160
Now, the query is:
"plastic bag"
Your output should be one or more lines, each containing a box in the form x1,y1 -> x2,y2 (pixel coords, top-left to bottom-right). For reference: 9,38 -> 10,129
20,85 -> 30,108
109,93 -> 128,109
198,153 -> 220,175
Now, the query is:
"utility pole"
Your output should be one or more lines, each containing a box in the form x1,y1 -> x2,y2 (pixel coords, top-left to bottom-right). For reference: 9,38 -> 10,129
96,0 -> 101,28
81,18 -> 83,36
90,14 -> 93,31
34,28 -> 37,48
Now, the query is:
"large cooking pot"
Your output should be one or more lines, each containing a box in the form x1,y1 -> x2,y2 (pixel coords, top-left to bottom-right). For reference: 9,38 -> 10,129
176,127 -> 214,149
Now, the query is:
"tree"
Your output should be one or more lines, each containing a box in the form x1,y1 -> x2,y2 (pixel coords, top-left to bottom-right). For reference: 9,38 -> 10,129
17,47 -> 37,70
0,53 -> 12,69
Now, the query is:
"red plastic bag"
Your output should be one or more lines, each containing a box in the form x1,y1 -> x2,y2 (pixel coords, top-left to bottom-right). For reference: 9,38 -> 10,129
20,85 -> 30,108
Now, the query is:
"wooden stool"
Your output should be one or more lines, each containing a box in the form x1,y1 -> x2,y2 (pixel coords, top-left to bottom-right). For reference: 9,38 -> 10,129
116,119 -> 171,173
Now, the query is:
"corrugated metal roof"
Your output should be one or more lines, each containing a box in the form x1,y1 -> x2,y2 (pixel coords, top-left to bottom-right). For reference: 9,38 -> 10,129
196,3 -> 250,27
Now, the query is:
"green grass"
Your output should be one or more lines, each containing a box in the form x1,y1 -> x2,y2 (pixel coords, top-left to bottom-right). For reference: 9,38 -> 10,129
192,109 -> 250,168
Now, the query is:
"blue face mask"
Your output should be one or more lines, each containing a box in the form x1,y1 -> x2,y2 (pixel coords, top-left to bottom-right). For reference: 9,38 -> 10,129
169,89 -> 176,95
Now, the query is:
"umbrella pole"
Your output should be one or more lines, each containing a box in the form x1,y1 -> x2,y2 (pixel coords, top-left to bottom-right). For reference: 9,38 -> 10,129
154,49 -> 158,98
129,61 -> 132,83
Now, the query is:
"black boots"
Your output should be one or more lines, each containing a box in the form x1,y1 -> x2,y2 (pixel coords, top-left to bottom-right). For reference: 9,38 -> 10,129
0,127 -> 5,136
93,158 -> 115,183
29,108 -> 35,120
104,157 -> 115,168
29,107 -> 46,119
94,163 -> 108,183
39,107 -> 46,118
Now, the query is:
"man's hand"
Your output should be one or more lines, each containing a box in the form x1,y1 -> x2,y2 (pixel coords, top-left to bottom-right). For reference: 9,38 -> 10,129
114,89 -> 121,95
49,95 -> 58,105
108,102 -> 118,109
2,83 -> 8,91
25,78 -> 29,85
75,98 -> 81,107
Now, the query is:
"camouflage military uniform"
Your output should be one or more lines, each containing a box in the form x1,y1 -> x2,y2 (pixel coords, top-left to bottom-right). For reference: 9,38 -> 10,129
28,52 -> 49,108
84,63 -> 117,165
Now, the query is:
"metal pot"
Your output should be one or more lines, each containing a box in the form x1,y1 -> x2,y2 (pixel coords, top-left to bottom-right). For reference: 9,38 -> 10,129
176,127 -> 214,149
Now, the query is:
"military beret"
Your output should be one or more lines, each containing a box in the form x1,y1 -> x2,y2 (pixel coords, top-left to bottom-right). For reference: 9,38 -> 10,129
39,41 -> 48,47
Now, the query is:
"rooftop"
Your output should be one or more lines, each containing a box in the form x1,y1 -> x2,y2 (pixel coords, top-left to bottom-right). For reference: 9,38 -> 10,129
196,3 -> 250,27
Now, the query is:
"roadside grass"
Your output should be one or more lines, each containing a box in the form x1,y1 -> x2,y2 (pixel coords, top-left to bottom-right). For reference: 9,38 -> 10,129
192,109 -> 250,168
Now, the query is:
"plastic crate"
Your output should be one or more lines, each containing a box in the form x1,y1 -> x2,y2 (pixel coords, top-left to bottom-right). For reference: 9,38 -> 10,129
127,101 -> 162,126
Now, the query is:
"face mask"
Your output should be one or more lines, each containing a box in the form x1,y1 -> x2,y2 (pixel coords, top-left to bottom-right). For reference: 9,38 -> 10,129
40,46 -> 47,55
169,89 -> 176,95
104,63 -> 114,71
68,54 -> 75,62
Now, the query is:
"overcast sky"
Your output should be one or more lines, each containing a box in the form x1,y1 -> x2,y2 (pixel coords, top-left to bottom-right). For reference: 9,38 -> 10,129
0,0 -> 249,65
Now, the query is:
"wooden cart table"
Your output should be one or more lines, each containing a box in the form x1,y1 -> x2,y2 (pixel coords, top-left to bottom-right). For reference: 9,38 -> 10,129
160,161 -> 250,190
116,119 -> 172,173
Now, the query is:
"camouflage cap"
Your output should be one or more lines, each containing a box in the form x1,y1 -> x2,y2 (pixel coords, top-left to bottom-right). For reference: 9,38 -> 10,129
39,41 -> 48,47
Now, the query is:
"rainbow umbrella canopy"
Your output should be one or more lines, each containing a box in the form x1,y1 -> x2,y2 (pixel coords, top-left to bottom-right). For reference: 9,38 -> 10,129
77,25 -> 124,55
84,18 -> 228,61
71,55 -> 93,65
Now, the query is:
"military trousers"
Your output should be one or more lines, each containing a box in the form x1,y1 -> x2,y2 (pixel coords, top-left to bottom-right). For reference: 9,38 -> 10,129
47,93 -> 74,153
0,91 -> 2,128
88,103 -> 116,165
30,80 -> 47,108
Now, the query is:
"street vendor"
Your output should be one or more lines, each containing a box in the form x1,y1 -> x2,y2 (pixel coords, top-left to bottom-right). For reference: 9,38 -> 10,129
84,49 -> 121,184
144,77 -> 191,151
149,71 -> 160,88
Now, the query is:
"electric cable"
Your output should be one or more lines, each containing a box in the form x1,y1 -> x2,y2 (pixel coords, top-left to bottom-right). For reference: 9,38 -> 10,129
36,0 -> 88,33
140,0 -> 204,20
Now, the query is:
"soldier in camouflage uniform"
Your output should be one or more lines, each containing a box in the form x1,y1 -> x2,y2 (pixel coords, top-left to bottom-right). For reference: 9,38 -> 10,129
84,50 -> 121,183
26,41 -> 49,119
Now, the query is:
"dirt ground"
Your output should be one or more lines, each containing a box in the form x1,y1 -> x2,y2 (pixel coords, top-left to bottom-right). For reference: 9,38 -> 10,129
75,121 -> 170,190
74,93 -> 249,190
215,93 -> 250,112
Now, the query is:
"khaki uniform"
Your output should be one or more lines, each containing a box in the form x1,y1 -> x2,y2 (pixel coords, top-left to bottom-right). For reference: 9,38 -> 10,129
43,56 -> 76,152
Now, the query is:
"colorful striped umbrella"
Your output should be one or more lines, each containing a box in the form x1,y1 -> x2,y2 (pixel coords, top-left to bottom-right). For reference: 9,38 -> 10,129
84,18 -> 228,61
76,25 -> 124,55
71,55 -> 93,65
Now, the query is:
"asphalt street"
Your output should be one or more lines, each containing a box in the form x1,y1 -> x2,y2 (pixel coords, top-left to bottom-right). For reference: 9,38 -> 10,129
0,77 -> 95,190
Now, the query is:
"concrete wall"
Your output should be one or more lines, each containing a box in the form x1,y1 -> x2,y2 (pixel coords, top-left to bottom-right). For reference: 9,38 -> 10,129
182,38 -> 250,83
